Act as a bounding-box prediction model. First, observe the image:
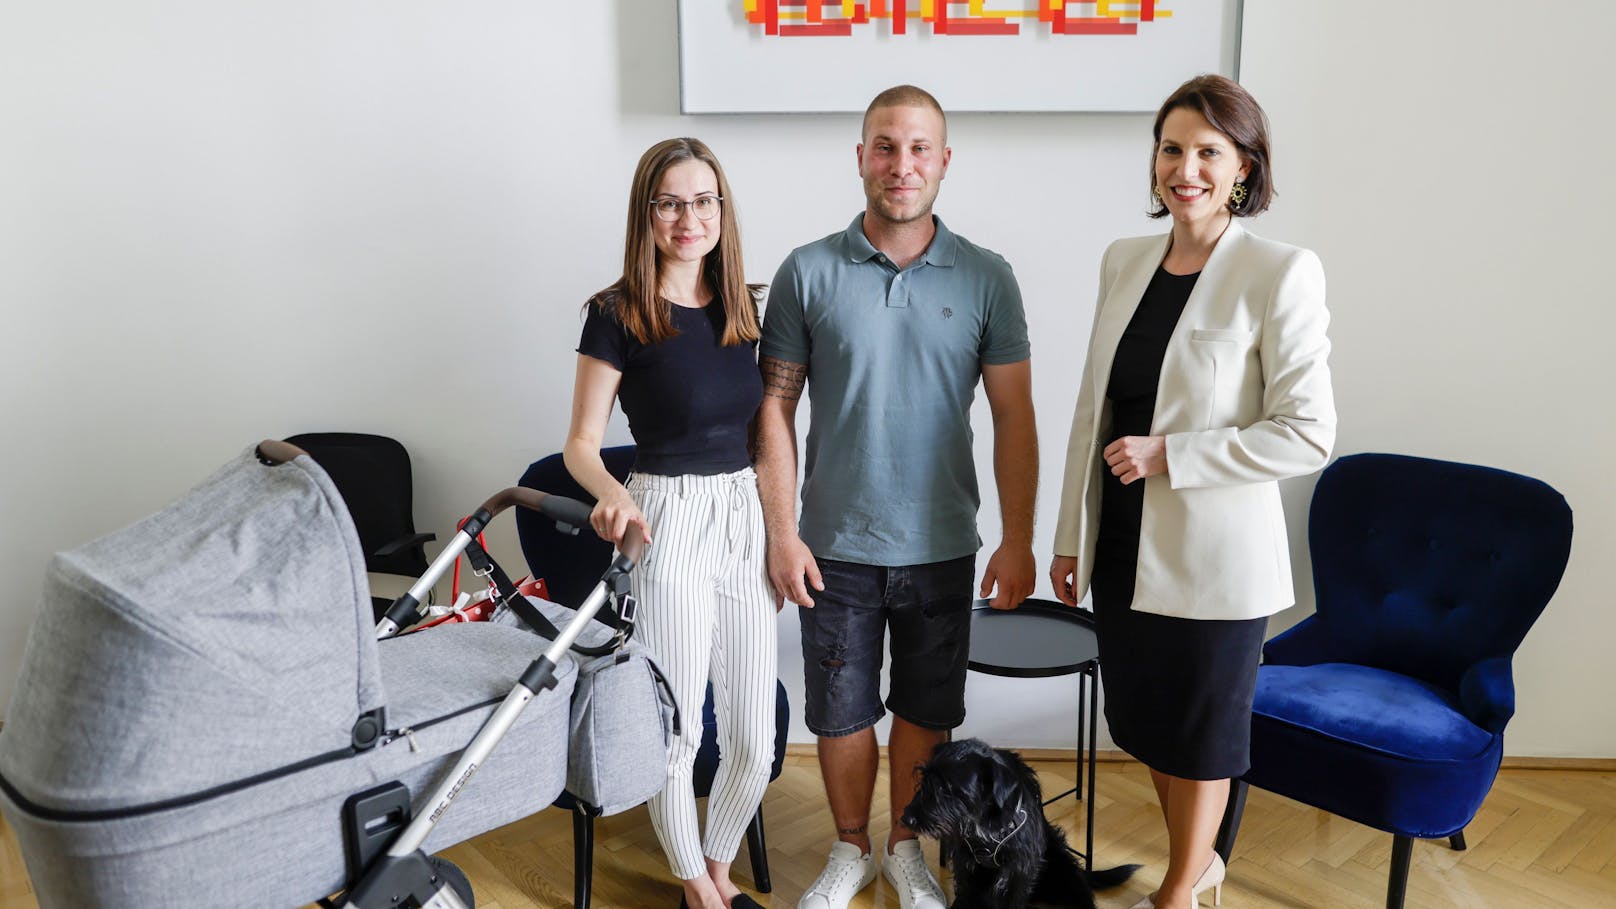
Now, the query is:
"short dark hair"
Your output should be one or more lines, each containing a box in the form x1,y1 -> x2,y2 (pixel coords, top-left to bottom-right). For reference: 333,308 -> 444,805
862,84 -> 947,144
1147,74 -> 1274,218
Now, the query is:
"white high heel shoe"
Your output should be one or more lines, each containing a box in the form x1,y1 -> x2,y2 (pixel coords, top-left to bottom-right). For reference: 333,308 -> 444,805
1127,851 -> 1225,909
1196,850 -> 1226,906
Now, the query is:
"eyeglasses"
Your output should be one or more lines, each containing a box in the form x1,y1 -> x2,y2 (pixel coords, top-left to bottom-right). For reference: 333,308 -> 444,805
650,195 -> 723,222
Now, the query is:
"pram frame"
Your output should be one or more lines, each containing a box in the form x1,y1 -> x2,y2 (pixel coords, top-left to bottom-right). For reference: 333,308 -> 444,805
256,441 -> 647,909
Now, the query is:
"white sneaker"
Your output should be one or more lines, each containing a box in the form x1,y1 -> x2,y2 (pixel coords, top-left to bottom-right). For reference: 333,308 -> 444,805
798,840 -> 877,909
882,838 -> 947,909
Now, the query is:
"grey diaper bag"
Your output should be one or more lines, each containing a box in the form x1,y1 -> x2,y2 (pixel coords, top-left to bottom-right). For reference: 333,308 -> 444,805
494,593 -> 679,815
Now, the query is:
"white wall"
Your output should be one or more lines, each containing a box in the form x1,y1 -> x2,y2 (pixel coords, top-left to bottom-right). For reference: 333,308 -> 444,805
2,1 -> 1610,757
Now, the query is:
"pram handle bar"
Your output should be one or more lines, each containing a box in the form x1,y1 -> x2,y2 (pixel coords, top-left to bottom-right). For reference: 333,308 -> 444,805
374,489 -> 644,637
475,486 -> 646,564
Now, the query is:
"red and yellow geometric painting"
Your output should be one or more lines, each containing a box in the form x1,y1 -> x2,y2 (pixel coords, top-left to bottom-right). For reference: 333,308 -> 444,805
742,1 -> 1174,37
680,0 -> 1239,112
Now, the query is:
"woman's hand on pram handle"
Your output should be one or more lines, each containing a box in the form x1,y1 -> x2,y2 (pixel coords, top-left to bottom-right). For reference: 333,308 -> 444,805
590,488 -> 652,549
484,486 -> 645,567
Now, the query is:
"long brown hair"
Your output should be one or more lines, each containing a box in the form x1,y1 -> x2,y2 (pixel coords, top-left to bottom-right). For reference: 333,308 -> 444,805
591,138 -> 760,346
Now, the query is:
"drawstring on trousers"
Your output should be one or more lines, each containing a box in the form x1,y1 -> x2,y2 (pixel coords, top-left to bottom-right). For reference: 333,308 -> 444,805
724,473 -> 753,563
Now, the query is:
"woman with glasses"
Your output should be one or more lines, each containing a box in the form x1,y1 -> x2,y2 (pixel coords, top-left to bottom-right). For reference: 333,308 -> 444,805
1051,76 -> 1335,909
564,137 -> 773,909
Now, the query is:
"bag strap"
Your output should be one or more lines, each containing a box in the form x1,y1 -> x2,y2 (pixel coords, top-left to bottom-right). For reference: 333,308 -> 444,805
643,656 -> 682,737
465,538 -> 632,658
449,516 -> 490,605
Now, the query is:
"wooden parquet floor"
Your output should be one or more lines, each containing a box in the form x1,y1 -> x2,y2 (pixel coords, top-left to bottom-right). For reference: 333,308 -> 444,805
5,756 -> 1616,908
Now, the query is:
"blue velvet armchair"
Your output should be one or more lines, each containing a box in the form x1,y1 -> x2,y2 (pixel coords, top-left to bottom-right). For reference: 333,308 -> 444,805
1215,453 -> 1573,909
516,446 -> 789,909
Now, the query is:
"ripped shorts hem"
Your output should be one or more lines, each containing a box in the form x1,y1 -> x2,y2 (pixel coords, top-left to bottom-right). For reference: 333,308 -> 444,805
886,701 -> 965,732
807,708 -> 886,738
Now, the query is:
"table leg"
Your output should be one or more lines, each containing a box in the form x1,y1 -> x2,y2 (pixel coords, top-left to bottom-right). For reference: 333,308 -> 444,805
1076,667 -> 1086,802
1085,660 -> 1098,867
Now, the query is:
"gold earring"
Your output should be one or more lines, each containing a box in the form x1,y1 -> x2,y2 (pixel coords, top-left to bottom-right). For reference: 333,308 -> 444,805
1151,185 -> 1163,205
1229,181 -> 1249,207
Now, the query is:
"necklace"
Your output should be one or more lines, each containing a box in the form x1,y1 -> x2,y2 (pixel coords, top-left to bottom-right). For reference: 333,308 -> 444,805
973,797 -> 1028,867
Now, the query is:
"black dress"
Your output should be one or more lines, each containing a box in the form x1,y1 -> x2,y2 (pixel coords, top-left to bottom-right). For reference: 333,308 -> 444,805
1090,266 -> 1269,781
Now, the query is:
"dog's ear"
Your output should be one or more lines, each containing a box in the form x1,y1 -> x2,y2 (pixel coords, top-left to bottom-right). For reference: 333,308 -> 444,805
1000,745 -> 1044,801
988,750 -> 1025,809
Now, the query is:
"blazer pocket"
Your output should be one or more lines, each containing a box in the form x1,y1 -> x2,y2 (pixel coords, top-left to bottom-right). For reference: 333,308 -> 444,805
1187,329 -> 1254,431
1190,328 -> 1254,343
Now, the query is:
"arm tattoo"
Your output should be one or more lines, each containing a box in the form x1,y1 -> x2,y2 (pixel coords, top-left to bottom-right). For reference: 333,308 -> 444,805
760,357 -> 808,401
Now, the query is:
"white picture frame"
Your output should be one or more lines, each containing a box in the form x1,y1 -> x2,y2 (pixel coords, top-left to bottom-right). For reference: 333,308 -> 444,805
678,1 -> 1244,114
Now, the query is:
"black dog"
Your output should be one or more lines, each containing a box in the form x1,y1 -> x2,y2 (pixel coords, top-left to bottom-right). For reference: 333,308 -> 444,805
901,738 -> 1138,908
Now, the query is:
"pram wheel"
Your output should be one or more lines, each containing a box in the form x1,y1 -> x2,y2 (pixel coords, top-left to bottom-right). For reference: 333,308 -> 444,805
429,856 -> 475,907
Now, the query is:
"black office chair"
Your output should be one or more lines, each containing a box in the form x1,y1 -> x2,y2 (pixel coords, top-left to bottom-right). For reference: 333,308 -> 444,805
516,445 -> 787,909
284,433 -> 435,621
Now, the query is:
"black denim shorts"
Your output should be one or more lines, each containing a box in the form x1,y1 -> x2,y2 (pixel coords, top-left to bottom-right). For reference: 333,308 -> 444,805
797,555 -> 976,737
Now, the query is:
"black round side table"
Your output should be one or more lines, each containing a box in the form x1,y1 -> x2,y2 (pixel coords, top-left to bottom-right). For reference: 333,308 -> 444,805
967,597 -> 1100,866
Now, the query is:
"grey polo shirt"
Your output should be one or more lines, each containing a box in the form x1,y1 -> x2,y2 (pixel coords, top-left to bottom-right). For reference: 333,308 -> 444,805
760,214 -> 1030,567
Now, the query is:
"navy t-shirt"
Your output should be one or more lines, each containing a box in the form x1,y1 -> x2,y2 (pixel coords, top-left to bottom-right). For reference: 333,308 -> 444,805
577,296 -> 761,477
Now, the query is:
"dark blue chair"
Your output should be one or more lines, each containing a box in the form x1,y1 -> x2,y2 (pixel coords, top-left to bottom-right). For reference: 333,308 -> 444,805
516,446 -> 788,909
1215,453 -> 1573,909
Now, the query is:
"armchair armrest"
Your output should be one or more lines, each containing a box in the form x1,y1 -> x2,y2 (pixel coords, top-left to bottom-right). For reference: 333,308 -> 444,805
1459,656 -> 1515,734
1261,614 -> 1332,666
374,532 -> 436,558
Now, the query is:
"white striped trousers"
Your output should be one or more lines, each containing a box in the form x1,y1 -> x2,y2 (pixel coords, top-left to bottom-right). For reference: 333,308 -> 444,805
626,467 -> 778,881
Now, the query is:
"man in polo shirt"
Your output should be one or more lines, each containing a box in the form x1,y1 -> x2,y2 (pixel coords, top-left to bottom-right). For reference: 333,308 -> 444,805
756,84 -> 1038,909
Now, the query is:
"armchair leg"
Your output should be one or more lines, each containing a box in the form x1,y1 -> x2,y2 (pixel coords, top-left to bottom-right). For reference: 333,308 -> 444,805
1387,835 -> 1413,909
745,805 -> 772,893
1213,779 -> 1249,863
572,803 -> 596,909
1449,830 -> 1467,851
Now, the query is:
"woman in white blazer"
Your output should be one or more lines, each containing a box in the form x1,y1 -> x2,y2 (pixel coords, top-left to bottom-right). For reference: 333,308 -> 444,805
1051,76 -> 1335,909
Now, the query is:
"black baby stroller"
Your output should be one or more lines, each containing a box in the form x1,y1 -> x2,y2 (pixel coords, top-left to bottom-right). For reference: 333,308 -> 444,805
0,440 -> 643,908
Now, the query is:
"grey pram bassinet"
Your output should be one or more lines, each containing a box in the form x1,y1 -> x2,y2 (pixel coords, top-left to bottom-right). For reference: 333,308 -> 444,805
0,447 -> 577,908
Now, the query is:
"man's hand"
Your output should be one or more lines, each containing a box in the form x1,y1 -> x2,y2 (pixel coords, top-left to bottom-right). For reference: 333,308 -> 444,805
980,542 -> 1036,610
980,360 -> 1038,610
767,533 -> 824,609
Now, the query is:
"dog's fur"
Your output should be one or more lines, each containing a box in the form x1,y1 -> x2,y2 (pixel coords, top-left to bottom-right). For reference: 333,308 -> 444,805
901,738 -> 1138,908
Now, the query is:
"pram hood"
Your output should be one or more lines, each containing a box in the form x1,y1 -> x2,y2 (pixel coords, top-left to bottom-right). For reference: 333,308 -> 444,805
0,446 -> 385,814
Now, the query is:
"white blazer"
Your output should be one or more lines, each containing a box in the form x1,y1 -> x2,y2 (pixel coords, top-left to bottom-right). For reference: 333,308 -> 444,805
1053,221 -> 1336,621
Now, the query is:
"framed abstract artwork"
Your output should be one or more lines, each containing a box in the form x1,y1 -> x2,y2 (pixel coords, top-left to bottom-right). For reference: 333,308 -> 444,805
678,1 -> 1244,114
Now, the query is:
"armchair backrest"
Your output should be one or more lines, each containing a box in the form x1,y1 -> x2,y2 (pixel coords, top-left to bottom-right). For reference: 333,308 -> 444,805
515,445 -> 636,607
1307,453 -> 1572,692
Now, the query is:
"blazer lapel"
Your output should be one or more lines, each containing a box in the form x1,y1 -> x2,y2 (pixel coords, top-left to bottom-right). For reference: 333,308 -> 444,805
1151,220 -> 1250,434
1088,233 -> 1171,439
1174,219 -> 1247,330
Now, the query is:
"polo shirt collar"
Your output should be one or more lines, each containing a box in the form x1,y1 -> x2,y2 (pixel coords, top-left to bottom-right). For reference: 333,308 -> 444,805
841,212 -> 959,268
